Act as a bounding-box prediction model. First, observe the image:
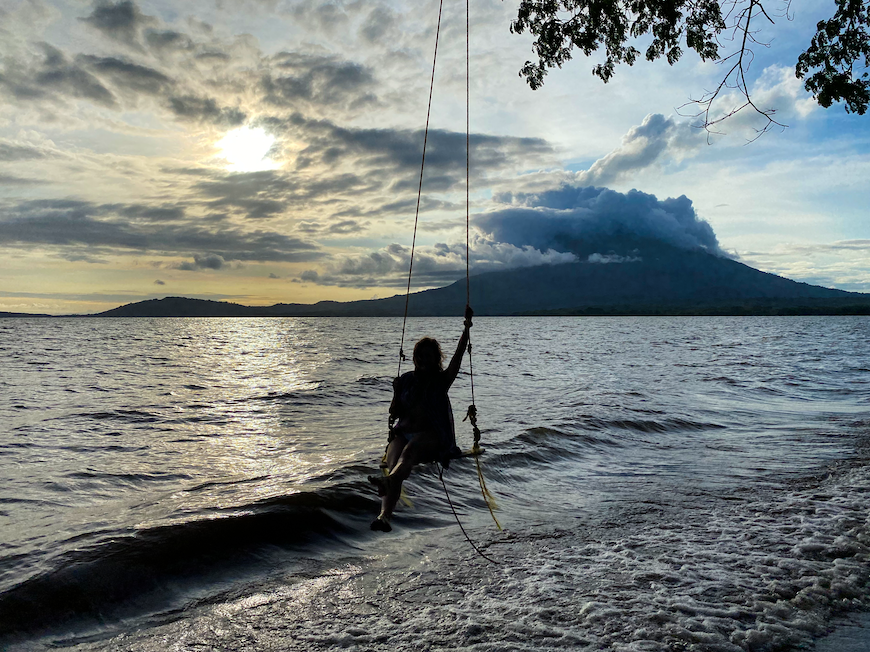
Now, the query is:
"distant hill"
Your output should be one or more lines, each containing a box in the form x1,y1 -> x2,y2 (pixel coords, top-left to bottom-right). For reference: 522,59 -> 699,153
94,245 -> 870,317
97,297 -> 263,317
0,311 -> 52,318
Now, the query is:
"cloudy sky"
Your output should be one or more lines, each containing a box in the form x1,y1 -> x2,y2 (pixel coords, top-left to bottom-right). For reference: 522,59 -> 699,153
1,0 -> 868,314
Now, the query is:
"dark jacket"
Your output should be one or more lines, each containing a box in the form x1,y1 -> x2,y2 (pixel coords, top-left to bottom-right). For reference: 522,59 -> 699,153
388,327 -> 470,466
390,369 -> 459,462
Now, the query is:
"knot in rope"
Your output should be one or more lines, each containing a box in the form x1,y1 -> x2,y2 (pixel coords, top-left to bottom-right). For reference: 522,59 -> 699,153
463,403 -> 481,445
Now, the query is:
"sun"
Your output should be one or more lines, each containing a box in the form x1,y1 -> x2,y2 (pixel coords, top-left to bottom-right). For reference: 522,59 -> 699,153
216,126 -> 280,172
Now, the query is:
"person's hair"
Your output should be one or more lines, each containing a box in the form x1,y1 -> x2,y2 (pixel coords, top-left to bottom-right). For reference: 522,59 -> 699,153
413,337 -> 443,371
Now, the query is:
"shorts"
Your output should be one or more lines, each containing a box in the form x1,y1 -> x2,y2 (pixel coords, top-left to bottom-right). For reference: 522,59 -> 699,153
401,430 -> 424,443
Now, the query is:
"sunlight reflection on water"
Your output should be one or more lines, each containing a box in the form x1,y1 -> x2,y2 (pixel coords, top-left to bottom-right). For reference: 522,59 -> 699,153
2,316 -> 870,651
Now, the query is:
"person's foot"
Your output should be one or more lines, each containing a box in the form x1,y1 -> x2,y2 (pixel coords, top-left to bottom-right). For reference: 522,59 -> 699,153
370,515 -> 392,532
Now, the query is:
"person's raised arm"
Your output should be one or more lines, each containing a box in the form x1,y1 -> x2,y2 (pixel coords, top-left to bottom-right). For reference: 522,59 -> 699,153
444,305 -> 473,388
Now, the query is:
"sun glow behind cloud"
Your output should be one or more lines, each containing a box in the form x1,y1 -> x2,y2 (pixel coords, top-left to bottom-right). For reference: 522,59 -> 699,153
217,126 -> 280,172
0,0 -> 867,316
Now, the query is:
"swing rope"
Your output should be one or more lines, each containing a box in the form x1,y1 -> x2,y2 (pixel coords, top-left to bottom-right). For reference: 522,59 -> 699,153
439,463 -> 499,564
460,0 -> 501,532
393,0 -> 502,545
397,0 -> 444,380
464,0 -> 478,434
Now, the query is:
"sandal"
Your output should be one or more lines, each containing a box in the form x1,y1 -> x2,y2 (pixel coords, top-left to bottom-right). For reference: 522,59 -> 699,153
370,515 -> 392,532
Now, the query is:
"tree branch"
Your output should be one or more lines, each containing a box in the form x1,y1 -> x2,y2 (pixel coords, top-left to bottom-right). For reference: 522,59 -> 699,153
677,0 -> 788,141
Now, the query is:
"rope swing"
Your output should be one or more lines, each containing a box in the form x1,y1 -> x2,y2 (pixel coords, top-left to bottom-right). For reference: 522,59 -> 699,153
395,0 -> 502,543
396,0 -> 444,379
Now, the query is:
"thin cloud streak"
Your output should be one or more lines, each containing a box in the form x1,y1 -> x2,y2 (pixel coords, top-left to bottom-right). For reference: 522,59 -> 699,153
0,0 -> 865,313
0,199 -> 322,263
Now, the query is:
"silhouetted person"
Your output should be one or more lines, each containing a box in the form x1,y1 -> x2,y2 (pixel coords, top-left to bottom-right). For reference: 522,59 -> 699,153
369,305 -> 473,532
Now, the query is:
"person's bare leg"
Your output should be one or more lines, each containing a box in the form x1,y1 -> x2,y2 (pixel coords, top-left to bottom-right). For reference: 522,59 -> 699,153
385,436 -> 405,473
376,436 -> 407,514
370,436 -> 410,530
378,437 -> 408,519
380,435 -> 440,520
379,449 -> 411,520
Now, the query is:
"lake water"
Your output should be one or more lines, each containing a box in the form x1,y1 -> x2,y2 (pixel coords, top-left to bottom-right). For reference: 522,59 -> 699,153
1,316 -> 869,651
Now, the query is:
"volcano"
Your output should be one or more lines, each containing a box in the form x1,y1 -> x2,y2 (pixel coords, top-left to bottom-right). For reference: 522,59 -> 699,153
96,242 -> 870,317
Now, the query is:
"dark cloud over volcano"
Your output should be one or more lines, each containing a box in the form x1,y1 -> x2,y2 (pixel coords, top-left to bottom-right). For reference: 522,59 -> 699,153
479,185 -> 724,260
300,184 -> 724,289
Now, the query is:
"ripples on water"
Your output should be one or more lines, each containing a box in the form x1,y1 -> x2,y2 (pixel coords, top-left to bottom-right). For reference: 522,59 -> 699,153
1,316 -> 869,651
